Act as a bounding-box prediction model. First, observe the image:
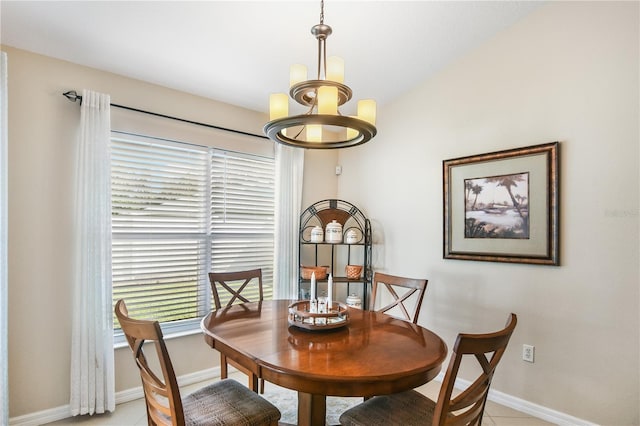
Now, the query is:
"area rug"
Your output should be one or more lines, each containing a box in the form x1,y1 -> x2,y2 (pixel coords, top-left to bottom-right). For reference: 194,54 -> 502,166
261,383 -> 362,426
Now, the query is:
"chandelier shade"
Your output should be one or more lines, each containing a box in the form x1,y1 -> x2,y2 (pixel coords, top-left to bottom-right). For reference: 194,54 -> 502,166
264,0 -> 377,149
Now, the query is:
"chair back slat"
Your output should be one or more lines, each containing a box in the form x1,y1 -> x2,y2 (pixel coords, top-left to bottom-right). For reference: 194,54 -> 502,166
450,400 -> 485,425
209,268 -> 264,310
115,299 -> 185,426
144,383 -> 173,426
371,272 -> 428,324
139,366 -> 169,398
433,313 -> 517,426
448,375 -> 488,411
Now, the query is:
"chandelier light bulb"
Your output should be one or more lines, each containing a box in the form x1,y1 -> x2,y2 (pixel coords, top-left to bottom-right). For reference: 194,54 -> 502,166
326,56 -> 344,83
269,93 -> 289,120
290,64 -> 308,88
318,86 -> 338,115
269,93 -> 289,137
357,99 -> 377,125
307,124 -> 322,142
347,123 -> 358,140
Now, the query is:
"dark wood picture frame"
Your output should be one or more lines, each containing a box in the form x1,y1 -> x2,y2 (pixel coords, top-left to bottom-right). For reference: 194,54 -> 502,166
443,142 -> 559,265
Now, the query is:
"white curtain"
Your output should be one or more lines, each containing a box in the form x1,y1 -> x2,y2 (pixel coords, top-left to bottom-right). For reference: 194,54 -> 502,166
0,51 -> 9,426
70,90 -> 115,415
273,144 -> 304,299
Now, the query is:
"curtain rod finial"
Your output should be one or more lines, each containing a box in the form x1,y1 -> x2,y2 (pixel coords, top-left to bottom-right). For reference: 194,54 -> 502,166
63,90 -> 82,103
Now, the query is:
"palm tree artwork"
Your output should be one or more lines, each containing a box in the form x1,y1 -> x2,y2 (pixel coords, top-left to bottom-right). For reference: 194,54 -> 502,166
464,172 -> 529,239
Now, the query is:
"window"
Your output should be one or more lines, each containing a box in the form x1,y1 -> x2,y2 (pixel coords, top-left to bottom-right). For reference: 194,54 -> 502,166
111,132 -> 275,336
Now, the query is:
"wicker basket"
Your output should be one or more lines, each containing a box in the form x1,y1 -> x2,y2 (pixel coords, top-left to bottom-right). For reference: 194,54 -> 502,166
301,265 -> 327,280
345,265 -> 363,279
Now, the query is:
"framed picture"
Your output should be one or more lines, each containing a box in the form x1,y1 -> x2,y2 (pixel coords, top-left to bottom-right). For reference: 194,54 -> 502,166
443,142 -> 559,265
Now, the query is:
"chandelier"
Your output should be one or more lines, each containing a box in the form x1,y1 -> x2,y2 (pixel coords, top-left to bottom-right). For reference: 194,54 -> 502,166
263,0 -> 377,149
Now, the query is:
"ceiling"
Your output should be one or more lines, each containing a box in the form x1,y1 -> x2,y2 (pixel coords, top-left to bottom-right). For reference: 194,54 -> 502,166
1,1 -> 544,115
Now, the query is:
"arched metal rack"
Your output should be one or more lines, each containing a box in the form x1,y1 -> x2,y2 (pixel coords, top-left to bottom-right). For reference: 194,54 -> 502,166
299,199 -> 372,307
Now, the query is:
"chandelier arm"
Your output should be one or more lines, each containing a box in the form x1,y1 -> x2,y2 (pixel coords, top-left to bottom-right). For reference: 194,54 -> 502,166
291,80 -> 352,107
292,126 -> 304,139
322,38 -> 327,80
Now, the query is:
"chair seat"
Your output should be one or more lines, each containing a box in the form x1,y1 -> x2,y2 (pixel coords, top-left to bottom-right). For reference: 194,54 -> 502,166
339,390 -> 437,426
182,379 -> 281,425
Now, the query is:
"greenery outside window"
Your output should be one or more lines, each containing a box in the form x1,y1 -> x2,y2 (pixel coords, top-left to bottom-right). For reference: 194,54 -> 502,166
111,132 -> 275,339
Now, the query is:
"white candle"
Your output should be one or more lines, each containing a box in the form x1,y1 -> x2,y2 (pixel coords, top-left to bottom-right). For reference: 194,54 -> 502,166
310,272 -> 316,301
327,274 -> 333,312
290,64 -> 308,88
327,56 -> 344,83
318,86 -> 338,115
357,99 -> 377,125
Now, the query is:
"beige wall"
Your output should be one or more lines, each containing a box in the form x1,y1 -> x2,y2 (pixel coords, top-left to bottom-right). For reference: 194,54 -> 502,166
301,150 -> 339,209
337,2 -> 639,425
2,45 -> 306,417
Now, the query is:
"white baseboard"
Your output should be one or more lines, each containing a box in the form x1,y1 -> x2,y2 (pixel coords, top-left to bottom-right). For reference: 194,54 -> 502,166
9,405 -> 70,426
8,368 -> 220,426
114,367 -> 220,406
437,372 -> 597,426
10,368 -> 593,426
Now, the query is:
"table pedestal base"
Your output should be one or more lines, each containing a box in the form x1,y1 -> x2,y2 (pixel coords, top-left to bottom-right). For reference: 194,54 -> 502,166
298,392 -> 326,426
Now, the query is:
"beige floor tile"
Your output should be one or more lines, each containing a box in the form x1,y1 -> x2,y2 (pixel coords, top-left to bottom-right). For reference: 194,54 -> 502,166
133,413 -> 149,426
485,399 -> 529,417
481,414 -> 497,425
46,399 -> 146,425
414,378 -> 442,399
111,399 -> 148,425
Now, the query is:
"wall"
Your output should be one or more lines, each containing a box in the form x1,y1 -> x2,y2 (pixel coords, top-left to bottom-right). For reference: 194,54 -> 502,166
301,150 -> 339,209
337,2 -> 638,425
1,45 -> 335,418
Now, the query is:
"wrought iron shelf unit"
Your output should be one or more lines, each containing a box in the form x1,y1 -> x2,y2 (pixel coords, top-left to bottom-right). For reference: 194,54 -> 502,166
299,199 -> 372,307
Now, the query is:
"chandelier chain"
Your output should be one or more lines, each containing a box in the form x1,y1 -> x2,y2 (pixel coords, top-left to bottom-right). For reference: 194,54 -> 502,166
317,0 -> 326,81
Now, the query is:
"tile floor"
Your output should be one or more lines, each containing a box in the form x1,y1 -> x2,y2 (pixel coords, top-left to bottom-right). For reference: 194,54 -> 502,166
47,371 -> 554,425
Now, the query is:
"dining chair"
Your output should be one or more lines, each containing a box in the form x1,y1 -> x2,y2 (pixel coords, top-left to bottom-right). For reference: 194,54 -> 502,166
208,268 -> 265,393
114,299 -> 281,426
370,272 -> 428,324
339,313 -> 518,426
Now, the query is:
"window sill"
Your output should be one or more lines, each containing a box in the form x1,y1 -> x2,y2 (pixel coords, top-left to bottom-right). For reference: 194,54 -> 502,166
114,318 -> 203,349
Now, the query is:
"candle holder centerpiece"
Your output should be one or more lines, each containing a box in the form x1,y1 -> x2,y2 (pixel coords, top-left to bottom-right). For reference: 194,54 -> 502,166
288,300 -> 350,331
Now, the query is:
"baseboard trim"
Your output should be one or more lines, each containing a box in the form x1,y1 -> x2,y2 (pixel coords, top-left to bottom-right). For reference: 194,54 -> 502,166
11,368 -> 593,426
8,367 -> 220,426
114,367 -> 220,405
436,372 -> 597,426
9,405 -> 70,426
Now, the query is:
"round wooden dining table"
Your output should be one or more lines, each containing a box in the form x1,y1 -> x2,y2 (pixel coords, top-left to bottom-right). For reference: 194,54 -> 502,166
201,299 -> 447,426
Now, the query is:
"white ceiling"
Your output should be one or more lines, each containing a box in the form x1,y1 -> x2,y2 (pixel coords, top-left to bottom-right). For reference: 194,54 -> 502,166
1,1 -> 544,115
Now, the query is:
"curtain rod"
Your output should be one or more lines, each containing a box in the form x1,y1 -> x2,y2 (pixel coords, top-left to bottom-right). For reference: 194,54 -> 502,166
62,90 -> 268,140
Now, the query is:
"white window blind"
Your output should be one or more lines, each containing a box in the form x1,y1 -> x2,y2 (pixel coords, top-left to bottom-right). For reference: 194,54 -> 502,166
210,151 -> 275,304
111,132 -> 274,333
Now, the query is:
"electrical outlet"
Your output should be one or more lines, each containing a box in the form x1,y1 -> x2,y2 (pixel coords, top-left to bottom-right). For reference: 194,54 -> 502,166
522,344 -> 535,363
